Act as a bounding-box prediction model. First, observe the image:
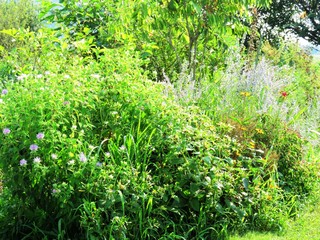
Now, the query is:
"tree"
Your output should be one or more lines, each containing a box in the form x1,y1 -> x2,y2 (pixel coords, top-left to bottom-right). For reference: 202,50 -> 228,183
0,0 -> 39,51
42,0 -> 271,81
259,0 -> 320,46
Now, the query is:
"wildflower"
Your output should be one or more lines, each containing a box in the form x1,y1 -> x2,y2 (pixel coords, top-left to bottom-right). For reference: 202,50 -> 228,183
91,74 -> 100,79
0,99 -> 3,104
2,89 -> 8,95
17,74 -> 27,81
20,159 -> 27,166
266,195 -> 272,200
68,160 -> 75,165
240,91 -> 251,97
36,132 -> 45,139
79,152 -> 87,162
64,74 -> 71,79
52,188 -> 60,194
36,74 -> 43,79
96,162 -> 103,167
281,91 -> 288,97
33,157 -> 41,164
105,152 -> 111,158
119,145 -> 126,151
255,128 -> 264,134
30,144 -> 39,151
69,152 -> 74,158
45,71 -> 51,75
3,128 -> 10,135
63,101 -> 70,105
51,153 -> 58,159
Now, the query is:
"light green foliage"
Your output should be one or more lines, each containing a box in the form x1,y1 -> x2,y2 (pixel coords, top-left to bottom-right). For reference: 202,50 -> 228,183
0,28 -> 318,239
128,0 -> 272,81
41,0 -> 271,80
0,0 -> 319,238
0,0 -> 39,51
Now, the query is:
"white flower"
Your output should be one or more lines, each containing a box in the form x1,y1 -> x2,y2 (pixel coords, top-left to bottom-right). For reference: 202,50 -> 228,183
33,157 -> 41,164
68,160 -> 75,165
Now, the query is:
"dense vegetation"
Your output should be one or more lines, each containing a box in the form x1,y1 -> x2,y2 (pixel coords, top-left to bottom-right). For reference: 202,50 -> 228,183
0,0 -> 319,239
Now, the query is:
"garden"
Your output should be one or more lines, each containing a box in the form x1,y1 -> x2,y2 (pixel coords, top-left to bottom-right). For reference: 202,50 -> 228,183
0,0 -> 319,239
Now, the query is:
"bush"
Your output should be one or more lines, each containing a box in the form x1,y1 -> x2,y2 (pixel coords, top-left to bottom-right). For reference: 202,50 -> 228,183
0,0 -> 39,51
0,29 -> 318,239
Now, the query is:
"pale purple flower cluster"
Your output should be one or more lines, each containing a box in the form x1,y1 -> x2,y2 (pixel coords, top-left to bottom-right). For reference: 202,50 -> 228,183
2,89 -> 8,95
79,152 -> 87,162
96,162 -> 102,167
36,132 -> 45,139
30,144 -> 39,151
3,128 -> 10,135
20,159 -> 27,166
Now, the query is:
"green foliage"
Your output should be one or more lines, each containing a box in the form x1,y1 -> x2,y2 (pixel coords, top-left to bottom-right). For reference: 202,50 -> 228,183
41,0 -> 271,81
0,28 -> 318,239
259,0 -> 320,46
0,0 -> 39,51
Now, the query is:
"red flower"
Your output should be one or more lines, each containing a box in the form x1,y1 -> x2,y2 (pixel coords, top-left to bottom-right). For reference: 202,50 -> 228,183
281,91 -> 288,97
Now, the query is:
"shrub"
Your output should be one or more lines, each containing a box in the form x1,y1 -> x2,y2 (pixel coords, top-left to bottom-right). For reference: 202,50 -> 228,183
0,0 -> 39,51
0,29 -> 318,239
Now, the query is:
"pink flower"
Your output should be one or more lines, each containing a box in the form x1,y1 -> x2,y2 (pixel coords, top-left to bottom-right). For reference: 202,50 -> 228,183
3,128 -> 10,135
36,132 -> 45,139
30,144 -> 39,151
20,159 -> 27,166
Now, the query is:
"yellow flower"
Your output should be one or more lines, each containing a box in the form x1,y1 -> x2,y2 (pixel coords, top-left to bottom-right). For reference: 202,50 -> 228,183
255,128 -> 264,134
249,141 -> 255,148
240,91 -> 251,97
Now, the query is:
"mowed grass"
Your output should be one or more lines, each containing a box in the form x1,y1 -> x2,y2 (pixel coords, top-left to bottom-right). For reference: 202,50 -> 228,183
230,186 -> 320,240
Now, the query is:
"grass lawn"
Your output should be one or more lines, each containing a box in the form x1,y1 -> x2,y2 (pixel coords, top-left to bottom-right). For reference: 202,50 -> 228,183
230,189 -> 320,240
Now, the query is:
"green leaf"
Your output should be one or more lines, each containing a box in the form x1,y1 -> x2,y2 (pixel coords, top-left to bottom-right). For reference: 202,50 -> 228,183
203,156 -> 211,165
242,178 -> 249,191
190,198 -> 200,211
190,1 -> 202,15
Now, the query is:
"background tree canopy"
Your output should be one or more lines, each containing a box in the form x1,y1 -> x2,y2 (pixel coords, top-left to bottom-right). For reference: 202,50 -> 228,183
260,0 -> 320,46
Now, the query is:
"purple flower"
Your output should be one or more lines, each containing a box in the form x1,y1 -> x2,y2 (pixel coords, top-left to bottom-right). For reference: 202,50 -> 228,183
96,162 -> 102,167
63,101 -> 70,105
36,132 -> 45,139
20,159 -> 27,166
3,128 -> 10,135
79,152 -> 87,162
1,89 -> 8,95
30,144 -> 39,151
52,189 -> 59,194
